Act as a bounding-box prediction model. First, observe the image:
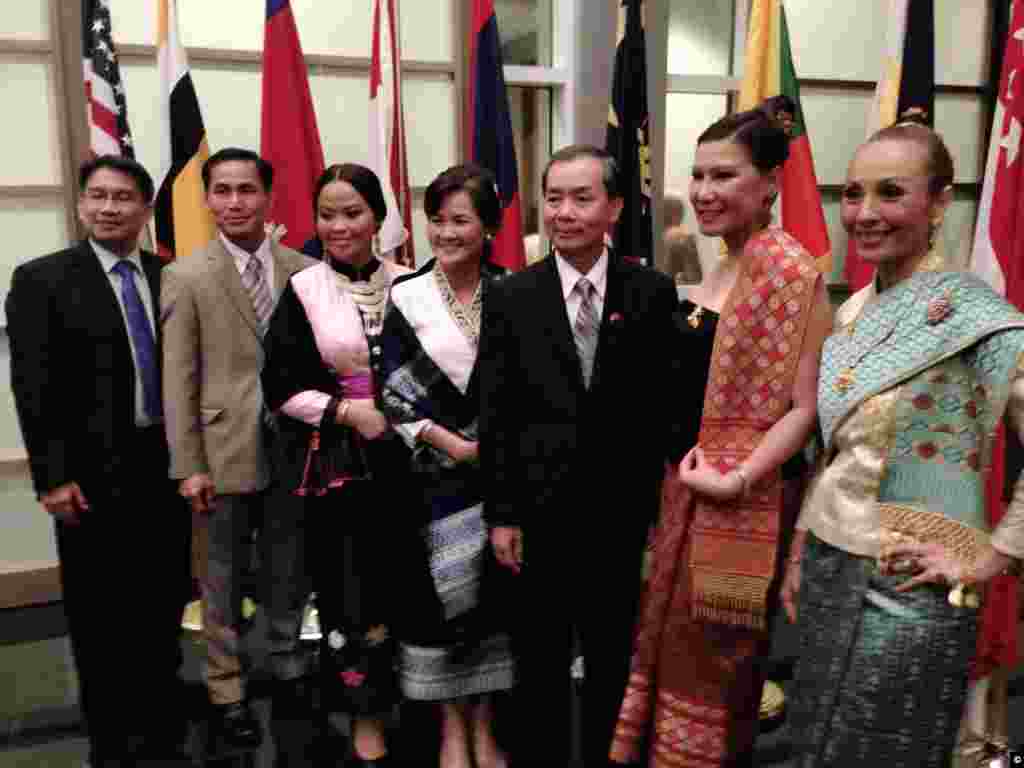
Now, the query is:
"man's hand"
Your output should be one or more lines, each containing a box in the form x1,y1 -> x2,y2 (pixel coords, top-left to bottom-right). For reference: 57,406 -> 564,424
180,473 -> 216,514
491,526 -> 523,574
452,439 -> 480,465
40,482 -> 89,525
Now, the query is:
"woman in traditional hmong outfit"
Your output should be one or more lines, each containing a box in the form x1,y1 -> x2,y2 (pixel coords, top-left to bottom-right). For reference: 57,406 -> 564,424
263,164 -> 437,766
783,124 -> 1024,768
378,164 -> 515,768
610,108 -> 831,767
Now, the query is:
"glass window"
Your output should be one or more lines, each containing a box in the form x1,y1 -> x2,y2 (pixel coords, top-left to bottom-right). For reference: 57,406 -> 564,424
495,0 -> 553,67
783,0 -> 886,81
0,196 -> 68,325
5,0 -> 50,41
799,87 -> 874,186
0,56 -> 61,186
935,92 -> 986,183
110,0 -> 454,62
508,86 -> 552,244
666,0 -> 735,76
936,0 -> 990,86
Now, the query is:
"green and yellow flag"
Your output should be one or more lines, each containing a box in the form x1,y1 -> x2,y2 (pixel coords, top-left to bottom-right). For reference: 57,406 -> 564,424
738,0 -> 831,276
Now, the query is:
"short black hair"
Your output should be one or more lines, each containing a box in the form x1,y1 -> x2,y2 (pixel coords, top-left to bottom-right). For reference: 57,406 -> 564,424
313,164 -> 388,223
202,148 -> 274,192
424,164 -> 502,232
79,155 -> 155,204
697,109 -> 790,172
542,144 -> 621,198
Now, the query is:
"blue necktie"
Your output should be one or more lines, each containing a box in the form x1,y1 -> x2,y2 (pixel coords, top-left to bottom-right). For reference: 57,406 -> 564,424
111,260 -> 161,423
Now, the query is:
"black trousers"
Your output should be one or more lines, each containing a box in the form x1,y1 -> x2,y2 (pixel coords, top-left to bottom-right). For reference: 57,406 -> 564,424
508,531 -> 645,768
56,427 -> 192,764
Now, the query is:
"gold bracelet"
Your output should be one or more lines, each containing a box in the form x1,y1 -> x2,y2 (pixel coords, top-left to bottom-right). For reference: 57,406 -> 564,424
337,399 -> 352,425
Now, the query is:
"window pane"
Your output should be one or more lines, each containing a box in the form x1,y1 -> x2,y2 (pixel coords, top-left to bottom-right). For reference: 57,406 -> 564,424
0,56 -> 61,186
508,86 -> 551,248
936,0 -> 989,86
800,87 -> 874,186
666,0 -> 735,76
5,0 -> 50,41
0,196 -> 68,326
784,0 -> 885,80
935,92 -> 986,183
495,0 -> 552,67
664,93 -> 728,280
110,0 -> 454,61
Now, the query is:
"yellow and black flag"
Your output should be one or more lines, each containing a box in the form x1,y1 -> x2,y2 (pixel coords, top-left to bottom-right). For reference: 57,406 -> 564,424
846,0 -> 934,289
154,0 -> 215,262
606,0 -> 651,265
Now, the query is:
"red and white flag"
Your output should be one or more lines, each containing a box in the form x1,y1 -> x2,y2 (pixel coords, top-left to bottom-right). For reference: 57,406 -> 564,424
972,2 -> 1024,300
370,0 -> 415,267
83,0 -> 135,158
969,0 -> 1024,677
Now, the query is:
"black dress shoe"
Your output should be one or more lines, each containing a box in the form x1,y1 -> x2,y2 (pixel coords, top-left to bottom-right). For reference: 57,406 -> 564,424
209,700 -> 263,753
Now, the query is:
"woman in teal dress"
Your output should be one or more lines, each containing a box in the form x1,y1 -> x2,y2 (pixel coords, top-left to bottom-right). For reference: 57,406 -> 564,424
783,123 -> 1024,767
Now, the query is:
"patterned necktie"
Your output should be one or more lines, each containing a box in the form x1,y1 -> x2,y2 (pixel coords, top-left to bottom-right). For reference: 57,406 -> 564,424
241,254 -> 273,335
111,260 -> 161,423
574,277 -> 600,388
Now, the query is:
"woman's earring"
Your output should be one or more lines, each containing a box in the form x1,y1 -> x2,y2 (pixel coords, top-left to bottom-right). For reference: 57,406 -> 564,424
372,233 -> 381,258
928,219 -> 942,250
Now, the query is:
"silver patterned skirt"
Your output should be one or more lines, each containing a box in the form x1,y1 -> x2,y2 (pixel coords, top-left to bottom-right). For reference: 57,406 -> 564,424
787,533 -> 978,768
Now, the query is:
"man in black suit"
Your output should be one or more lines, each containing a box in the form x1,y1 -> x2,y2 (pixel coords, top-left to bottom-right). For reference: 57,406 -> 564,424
480,145 -> 684,766
6,156 -> 191,767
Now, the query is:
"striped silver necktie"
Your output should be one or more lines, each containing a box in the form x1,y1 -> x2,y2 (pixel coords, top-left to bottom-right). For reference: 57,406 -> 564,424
574,276 -> 599,387
241,254 -> 273,335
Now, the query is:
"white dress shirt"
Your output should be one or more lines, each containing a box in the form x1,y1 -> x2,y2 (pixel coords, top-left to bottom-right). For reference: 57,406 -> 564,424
91,239 -> 158,427
555,248 -> 609,328
219,232 -> 276,297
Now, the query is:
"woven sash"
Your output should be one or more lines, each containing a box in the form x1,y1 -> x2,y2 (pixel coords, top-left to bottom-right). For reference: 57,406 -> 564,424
687,228 -> 819,629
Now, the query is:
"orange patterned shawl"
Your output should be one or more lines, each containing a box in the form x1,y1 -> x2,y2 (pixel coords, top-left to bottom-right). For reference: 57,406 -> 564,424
689,227 -> 818,629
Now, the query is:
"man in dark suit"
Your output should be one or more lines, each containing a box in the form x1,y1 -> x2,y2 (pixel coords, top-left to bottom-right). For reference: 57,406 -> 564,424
480,145 -> 684,767
6,155 -> 191,767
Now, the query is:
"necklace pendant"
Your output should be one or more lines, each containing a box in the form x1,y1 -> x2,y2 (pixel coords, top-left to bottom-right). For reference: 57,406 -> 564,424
687,306 -> 703,328
834,367 -> 855,394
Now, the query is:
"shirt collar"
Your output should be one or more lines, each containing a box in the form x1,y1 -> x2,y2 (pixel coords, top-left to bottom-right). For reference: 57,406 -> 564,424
219,231 -> 271,273
556,247 -> 609,301
91,239 -> 143,275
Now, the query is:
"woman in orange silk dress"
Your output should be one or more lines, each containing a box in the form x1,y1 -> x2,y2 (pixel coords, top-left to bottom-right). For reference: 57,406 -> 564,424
610,108 -> 831,767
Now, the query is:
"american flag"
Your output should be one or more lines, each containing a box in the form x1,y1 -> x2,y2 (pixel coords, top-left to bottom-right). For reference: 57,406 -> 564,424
83,0 -> 135,158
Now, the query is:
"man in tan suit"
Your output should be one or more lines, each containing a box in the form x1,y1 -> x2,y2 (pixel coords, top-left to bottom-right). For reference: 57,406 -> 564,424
162,148 -> 315,753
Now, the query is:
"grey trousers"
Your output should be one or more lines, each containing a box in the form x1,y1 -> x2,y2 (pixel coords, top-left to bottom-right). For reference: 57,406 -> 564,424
200,484 -> 311,705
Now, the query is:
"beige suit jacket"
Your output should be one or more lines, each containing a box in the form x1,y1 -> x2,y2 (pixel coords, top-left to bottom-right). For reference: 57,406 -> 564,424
161,237 -> 316,494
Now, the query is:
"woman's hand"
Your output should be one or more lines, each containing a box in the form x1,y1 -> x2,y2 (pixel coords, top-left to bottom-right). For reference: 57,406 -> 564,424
880,541 -> 967,592
781,561 -> 801,623
677,446 -> 743,502
344,400 -> 389,441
